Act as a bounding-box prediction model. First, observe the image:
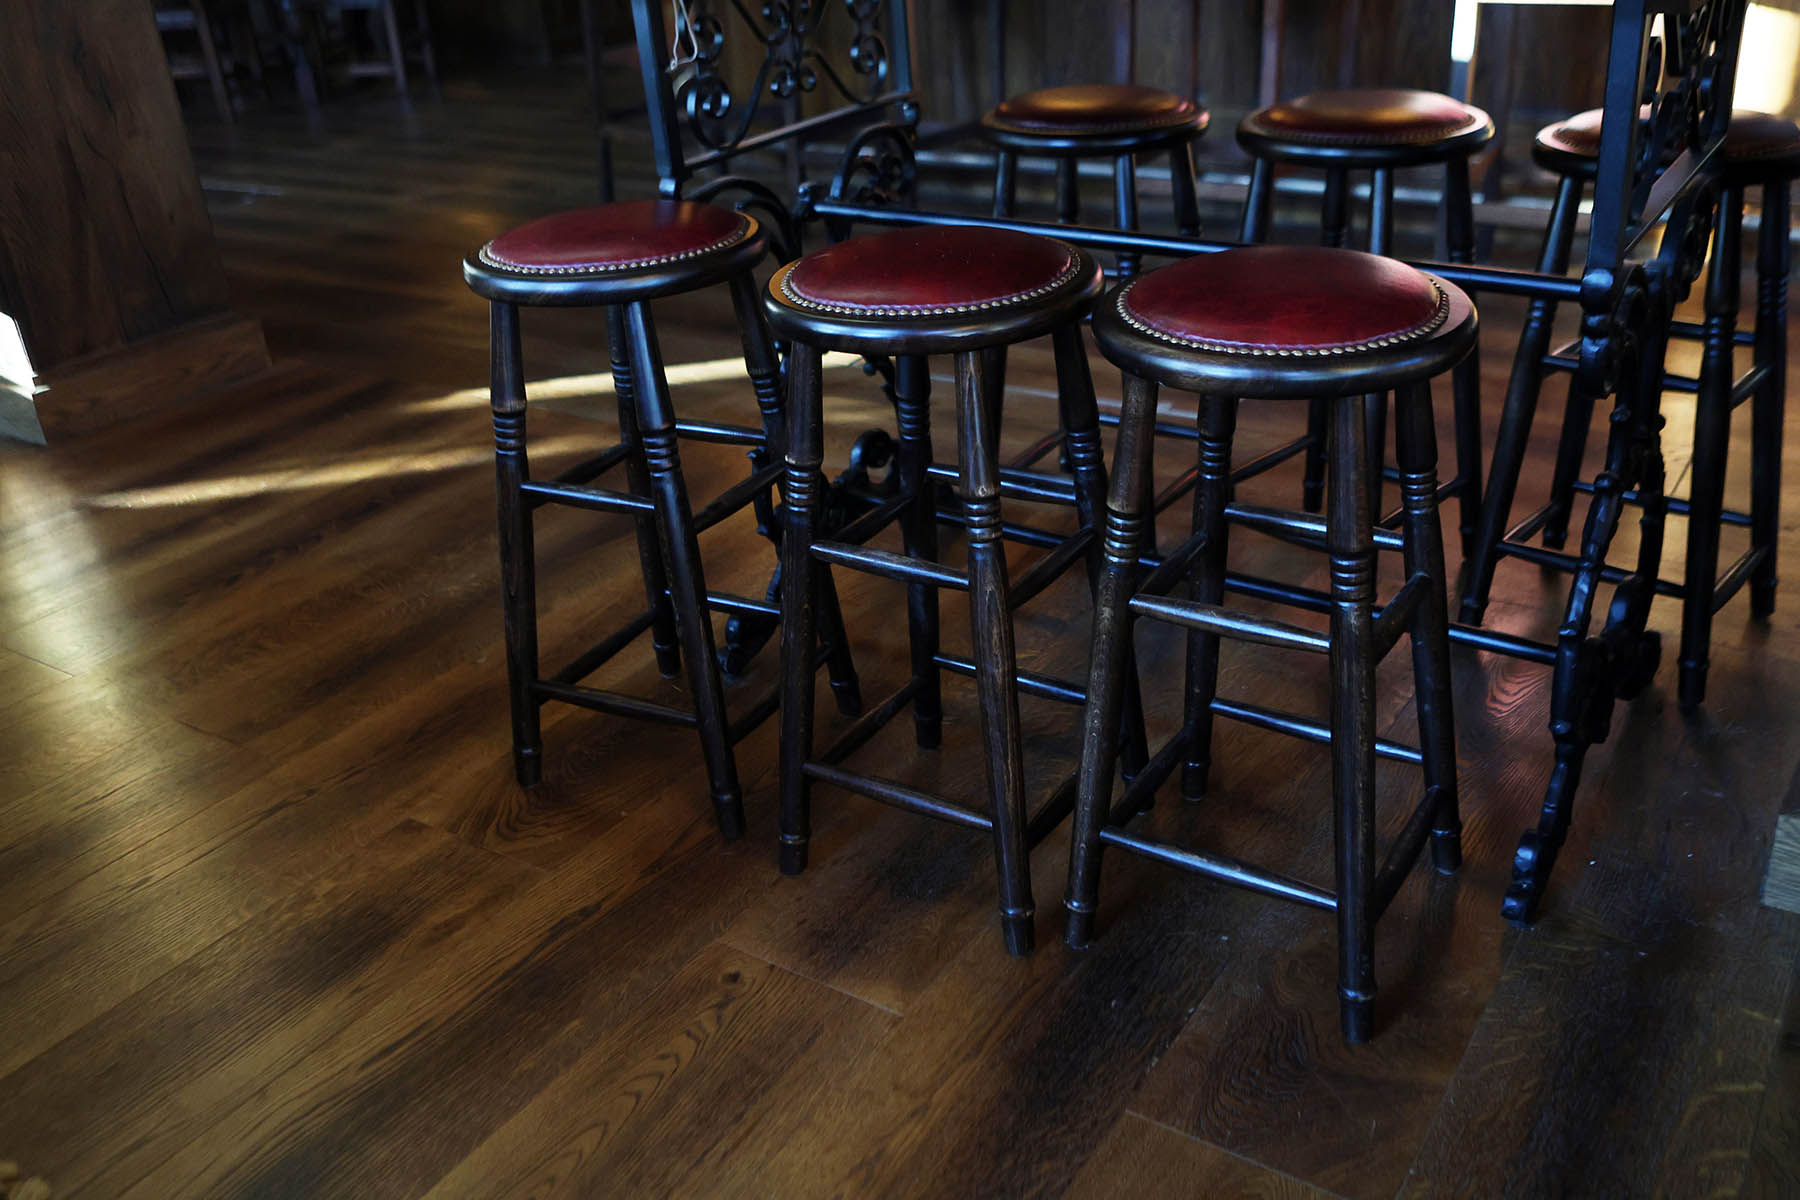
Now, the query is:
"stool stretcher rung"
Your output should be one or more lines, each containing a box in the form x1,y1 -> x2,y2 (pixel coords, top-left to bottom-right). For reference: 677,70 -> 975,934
1668,319 -> 1757,347
674,418 -> 765,446
692,460 -> 784,534
1007,428 -> 1064,472
801,762 -> 992,831
1097,825 -> 1336,910
548,607 -> 659,685
818,677 -> 925,767
1217,569 -> 1561,665
926,461 -> 1079,505
706,591 -> 780,619
1109,728 -> 1190,826
533,679 -> 697,727
813,540 -> 969,590
1569,480 -> 1755,527
1372,786 -> 1443,919
833,490 -> 914,547
1371,573 -> 1428,659
1713,546 -> 1769,614
1211,696 -> 1423,764
1225,500 -> 1406,552
1732,364 -> 1772,409
1130,592 -> 1330,654
1154,465 -> 1200,516
1495,537 -> 1685,599
521,479 -> 653,514
1231,433 -> 1314,485
1137,530 -> 1209,598
1009,527 -> 1095,610
1502,501 -> 1556,545
549,443 -> 632,486
933,654 -> 1087,704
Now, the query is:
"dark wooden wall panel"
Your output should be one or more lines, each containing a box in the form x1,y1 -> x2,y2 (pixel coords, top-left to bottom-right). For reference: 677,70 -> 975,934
0,0 -> 233,372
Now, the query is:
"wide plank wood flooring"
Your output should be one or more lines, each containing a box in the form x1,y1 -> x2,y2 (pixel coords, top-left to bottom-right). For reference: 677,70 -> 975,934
3,72 -> 1799,1197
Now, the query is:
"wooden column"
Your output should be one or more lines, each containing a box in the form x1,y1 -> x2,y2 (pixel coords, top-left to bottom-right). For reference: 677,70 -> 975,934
0,0 -> 266,441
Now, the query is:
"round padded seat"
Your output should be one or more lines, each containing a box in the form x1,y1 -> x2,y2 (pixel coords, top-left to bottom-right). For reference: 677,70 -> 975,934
463,200 -> 764,305
1535,108 -> 1800,184
1239,88 -> 1492,164
1091,245 -> 1476,397
766,226 -> 1102,352
984,84 -> 1209,149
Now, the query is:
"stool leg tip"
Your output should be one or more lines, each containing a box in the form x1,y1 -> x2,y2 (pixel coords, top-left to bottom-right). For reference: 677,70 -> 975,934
1432,832 -> 1463,874
1340,996 -> 1374,1044
913,716 -> 941,750
654,642 -> 682,679
513,747 -> 542,789
1181,760 -> 1210,803
778,838 -> 809,876
831,678 -> 863,718
1001,911 -> 1035,957
714,797 -> 746,843
1064,906 -> 1095,950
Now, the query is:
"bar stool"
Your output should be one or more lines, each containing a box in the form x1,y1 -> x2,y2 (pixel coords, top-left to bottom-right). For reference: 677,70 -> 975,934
463,199 -> 861,840
1462,108 -> 1797,711
766,225 -> 1108,955
1064,245 -> 1475,1042
984,84 -> 1209,276
1237,88 -> 1493,554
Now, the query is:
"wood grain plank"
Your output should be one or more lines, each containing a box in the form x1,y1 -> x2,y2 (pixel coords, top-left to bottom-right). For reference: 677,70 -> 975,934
0,818 -> 537,1197
1065,1112 -> 1341,1200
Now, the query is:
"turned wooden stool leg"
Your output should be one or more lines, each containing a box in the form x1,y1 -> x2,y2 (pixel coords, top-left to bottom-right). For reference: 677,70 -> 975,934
1065,372 -> 1160,949
1364,167 -> 1395,521
1751,180 -> 1789,617
1181,394 -> 1236,801
1240,158 -> 1274,243
1300,167 -> 1352,515
1171,142 -> 1202,237
957,349 -> 1035,955
1054,324 -> 1148,775
606,305 -> 682,678
895,354 -> 942,748
1394,381 -> 1462,871
1114,153 -> 1141,277
777,343 -> 826,874
624,301 -> 745,840
1445,155 -> 1484,562
994,149 -> 1019,218
1462,175 -> 1585,622
1056,157 -> 1081,224
1679,186 -> 1744,712
490,301 -> 542,787
1327,397 -> 1378,1043
727,273 -> 861,713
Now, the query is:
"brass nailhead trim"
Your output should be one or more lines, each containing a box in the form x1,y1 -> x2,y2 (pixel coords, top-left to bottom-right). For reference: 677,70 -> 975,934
778,245 -> 1085,318
1116,274 -> 1452,358
478,213 -> 754,276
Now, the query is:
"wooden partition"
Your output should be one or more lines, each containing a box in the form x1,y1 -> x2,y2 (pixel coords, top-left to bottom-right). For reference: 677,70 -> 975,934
0,0 -> 266,440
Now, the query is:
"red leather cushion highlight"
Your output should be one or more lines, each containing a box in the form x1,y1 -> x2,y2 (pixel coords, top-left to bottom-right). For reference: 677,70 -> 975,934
1118,246 -> 1448,356
781,226 -> 1081,316
1245,88 -> 1486,147
1539,108 -> 1800,166
989,84 -> 1204,133
479,200 -> 750,274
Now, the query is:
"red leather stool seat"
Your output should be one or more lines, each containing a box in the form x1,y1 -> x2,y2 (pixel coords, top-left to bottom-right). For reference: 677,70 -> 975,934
1117,245 -> 1450,357
1537,108 -> 1800,181
478,199 -> 751,275
1242,88 -> 1489,148
777,226 -> 1084,318
986,84 -> 1207,137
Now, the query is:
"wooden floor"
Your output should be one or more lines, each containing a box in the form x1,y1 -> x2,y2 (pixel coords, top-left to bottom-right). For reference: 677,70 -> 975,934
5,73 -> 1800,1198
